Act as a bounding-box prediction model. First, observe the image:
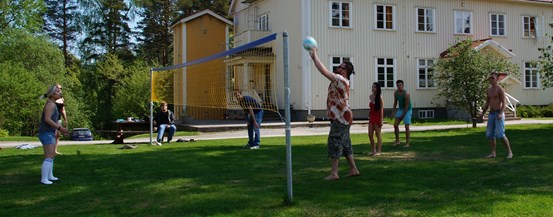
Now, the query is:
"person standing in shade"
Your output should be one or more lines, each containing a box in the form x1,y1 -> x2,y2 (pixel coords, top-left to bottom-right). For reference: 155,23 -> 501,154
38,84 -> 69,185
234,90 -> 264,150
481,72 -> 513,159
53,83 -> 67,155
308,48 -> 360,180
391,80 -> 412,148
153,101 -> 176,146
368,82 -> 384,156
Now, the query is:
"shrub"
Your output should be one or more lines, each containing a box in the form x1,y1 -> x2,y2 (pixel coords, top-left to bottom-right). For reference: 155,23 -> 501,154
0,129 -> 8,137
543,104 -> 553,117
517,105 -> 543,118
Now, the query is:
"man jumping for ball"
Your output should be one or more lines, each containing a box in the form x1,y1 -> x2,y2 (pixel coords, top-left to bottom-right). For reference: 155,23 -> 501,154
308,48 -> 360,180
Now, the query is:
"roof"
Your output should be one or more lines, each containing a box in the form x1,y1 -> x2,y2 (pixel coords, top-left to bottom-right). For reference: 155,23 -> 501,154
440,38 -> 516,58
170,9 -> 233,30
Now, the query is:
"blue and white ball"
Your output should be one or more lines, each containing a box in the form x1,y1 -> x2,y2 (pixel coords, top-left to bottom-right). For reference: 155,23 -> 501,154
303,36 -> 318,51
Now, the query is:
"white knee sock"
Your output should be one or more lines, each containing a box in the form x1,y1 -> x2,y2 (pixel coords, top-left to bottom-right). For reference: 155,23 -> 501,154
41,158 -> 53,185
49,158 -> 58,181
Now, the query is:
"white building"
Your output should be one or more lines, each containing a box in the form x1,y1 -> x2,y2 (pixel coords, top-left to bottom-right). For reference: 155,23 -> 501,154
229,0 -> 553,120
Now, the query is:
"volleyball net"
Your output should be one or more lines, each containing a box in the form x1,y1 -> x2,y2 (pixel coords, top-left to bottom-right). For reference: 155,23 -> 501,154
151,33 -> 280,121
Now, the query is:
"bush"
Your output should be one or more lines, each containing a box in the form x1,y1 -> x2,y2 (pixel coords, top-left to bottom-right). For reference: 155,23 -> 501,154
517,105 -> 543,118
543,104 -> 553,117
0,129 -> 8,137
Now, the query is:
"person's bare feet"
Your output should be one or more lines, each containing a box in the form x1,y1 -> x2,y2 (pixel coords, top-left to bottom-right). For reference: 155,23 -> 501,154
507,152 -> 513,159
55,151 -> 63,155
403,144 -> 410,148
346,172 -> 360,178
393,142 -> 401,147
486,154 -> 496,158
324,175 -> 339,180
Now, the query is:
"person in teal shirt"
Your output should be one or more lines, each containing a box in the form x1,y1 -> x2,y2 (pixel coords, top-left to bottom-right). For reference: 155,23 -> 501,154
391,80 -> 412,148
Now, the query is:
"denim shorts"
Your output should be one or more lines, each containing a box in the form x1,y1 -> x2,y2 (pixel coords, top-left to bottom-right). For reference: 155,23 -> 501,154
395,109 -> 412,125
38,132 -> 56,145
486,111 -> 505,139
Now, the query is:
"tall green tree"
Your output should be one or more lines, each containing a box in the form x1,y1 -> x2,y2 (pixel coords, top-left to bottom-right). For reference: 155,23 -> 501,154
434,39 -> 519,128
537,23 -> 553,89
80,0 -> 134,63
176,0 -> 229,17
0,29 -> 90,135
113,60 -> 151,118
0,0 -> 45,33
43,0 -> 81,67
136,0 -> 178,66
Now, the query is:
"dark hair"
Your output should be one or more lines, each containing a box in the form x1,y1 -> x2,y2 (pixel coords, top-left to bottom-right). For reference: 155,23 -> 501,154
343,61 -> 355,80
373,82 -> 382,110
490,72 -> 499,78
396,80 -> 404,85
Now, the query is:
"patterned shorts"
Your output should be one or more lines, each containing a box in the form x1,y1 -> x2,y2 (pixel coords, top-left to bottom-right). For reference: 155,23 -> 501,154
327,120 -> 352,159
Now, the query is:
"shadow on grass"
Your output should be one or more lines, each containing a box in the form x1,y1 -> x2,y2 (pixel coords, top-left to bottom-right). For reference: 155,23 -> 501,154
1,124 -> 552,216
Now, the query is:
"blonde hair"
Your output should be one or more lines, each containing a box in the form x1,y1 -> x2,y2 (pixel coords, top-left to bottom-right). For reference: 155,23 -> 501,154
40,83 -> 59,99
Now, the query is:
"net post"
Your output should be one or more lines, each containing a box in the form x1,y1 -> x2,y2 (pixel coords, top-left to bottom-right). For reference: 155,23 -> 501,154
283,31 -> 293,204
149,68 -> 154,145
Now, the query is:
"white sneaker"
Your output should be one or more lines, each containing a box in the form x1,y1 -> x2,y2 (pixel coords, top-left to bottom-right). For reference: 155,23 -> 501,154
41,179 -> 53,185
249,145 -> 260,150
152,141 -> 162,146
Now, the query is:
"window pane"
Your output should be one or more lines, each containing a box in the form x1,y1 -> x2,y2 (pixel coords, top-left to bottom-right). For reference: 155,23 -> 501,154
387,81 -> 394,88
387,58 -> 394,65
332,2 -> 339,10
342,18 -> 349,27
342,3 -> 349,10
377,58 -> 384,64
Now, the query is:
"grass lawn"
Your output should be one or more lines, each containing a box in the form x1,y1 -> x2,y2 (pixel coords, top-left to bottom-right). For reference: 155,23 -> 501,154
1,124 -> 553,216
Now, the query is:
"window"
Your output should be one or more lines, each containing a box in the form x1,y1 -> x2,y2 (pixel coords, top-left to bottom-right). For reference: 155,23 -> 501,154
417,59 -> 435,88
522,16 -> 537,38
375,4 -> 395,30
454,10 -> 472,34
376,58 -> 395,88
257,13 -> 269,31
524,62 -> 539,88
419,110 -> 435,119
490,13 -> 506,36
331,56 -> 354,88
330,2 -> 351,28
416,8 -> 435,32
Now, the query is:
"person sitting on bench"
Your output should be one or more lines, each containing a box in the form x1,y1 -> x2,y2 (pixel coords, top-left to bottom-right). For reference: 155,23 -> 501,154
153,101 -> 176,146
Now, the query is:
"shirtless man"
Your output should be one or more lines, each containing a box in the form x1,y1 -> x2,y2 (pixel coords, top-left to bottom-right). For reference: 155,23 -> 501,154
481,72 -> 513,159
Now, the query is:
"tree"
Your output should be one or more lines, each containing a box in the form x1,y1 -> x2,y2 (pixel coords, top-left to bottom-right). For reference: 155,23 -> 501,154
0,29 -> 90,135
113,60 -> 151,118
176,0 -> 229,18
0,0 -> 45,33
43,0 -> 81,67
136,0 -> 178,66
434,39 -> 519,128
537,23 -> 553,89
80,0 -> 134,63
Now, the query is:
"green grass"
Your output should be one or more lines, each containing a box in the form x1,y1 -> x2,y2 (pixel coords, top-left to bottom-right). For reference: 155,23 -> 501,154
0,136 -> 38,142
2,124 -> 553,216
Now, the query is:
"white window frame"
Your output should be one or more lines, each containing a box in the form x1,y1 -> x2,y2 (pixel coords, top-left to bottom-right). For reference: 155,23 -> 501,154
331,56 -> 354,89
454,10 -> 472,35
329,1 -> 352,28
416,7 -> 435,33
257,13 -> 269,31
523,62 -> 540,89
375,57 -> 396,89
417,59 -> 436,89
374,4 -> 395,30
489,13 -> 506,36
418,110 -> 435,119
522,16 -> 537,38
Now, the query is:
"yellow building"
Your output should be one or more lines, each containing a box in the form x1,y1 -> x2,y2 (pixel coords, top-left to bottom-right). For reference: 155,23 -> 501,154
170,9 -> 233,120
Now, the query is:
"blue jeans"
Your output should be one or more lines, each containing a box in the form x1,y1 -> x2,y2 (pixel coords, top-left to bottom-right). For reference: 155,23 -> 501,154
157,124 -> 176,142
247,110 -> 263,146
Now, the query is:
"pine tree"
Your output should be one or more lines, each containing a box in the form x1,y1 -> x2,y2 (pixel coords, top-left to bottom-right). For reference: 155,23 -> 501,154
136,0 -> 178,66
43,0 -> 80,67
